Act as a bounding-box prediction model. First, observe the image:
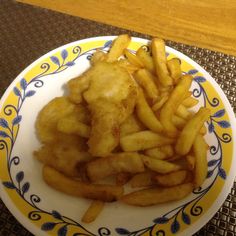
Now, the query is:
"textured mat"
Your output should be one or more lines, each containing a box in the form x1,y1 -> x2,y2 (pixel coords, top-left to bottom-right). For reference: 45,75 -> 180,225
0,0 -> 236,235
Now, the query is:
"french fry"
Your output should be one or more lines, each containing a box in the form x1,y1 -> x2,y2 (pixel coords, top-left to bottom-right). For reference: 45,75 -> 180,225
120,131 -> 174,152
43,166 -> 124,202
120,114 -> 145,137
184,91 -> 192,99
106,34 -> 131,62
172,115 -> 186,129
171,157 -> 193,169
134,69 -> 159,103
142,156 -> 181,174
82,201 -> 104,223
200,124 -> 207,135
167,58 -> 182,84
129,171 -> 155,188
182,97 -> 199,108
152,94 -> 168,111
155,170 -> 187,187
124,49 -> 144,67
117,58 -> 139,74
184,171 -> 193,183
121,183 -> 193,206
193,134 -> 208,187
151,38 -> 173,87
145,147 -> 168,160
176,104 -> 192,120
86,152 -> 145,182
175,107 -> 210,155
136,89 -> 163,133
159,145 -> 174,158
186,155 -> 195,170
160,74 -> 193,137
57,115 -> 90,138
145,145 -> 174,160
136,46 -> 155,74
116,173 -> 131,186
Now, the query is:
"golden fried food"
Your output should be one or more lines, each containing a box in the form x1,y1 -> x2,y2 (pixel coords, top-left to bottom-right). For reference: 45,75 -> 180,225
160,74 -> 193,137
120,130 -> 174,152
82,62 -> 138,156
121,183 -> 193,206
134,69 -> 159,103
36,97 -> 75,143
43,165 -> 124,202
136,89 -> 163,133
86,152 -> 145,182
136,46 -> 155,74
155,170 -> 187,187
82,201 -> 104,223
129,171 -> 155,188
175,107 -> 210,155
142,156 -> 181,174
193,134 -> 208,187
151,38 -> 173,87
34,35 -> 211,223
120,114 -> 145,137
34,136 -> 92,177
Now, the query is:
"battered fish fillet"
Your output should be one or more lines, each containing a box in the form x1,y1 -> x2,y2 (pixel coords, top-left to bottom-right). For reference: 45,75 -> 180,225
70,62 -> 138,157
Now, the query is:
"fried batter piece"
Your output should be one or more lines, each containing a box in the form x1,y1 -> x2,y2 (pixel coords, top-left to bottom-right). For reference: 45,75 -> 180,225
68,62 -> 138,156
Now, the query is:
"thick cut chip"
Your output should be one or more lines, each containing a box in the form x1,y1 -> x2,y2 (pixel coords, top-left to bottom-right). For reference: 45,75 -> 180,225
129,171 -> 155,188
136,46 -> 155,74
176,104 -> 192,120
134,69 -> 159,103
106,34 -> 131,62
175,107 -> 210,155
151,38 -> 173,87
136,89 -> 163,133
167,58 -> 182,84
142,156 -> 181,174
160,74 -> 193,137
82,201 -> 104,223
182,97 -> 199,108
124,49 -> 144,67
155,170 -> 187,187
121,183 -> 193,206
145,148 -> 168,160
43,166 -> 124,202
152,95 -> 168,111
193,134 -> 208,187
120,131 -> 174,151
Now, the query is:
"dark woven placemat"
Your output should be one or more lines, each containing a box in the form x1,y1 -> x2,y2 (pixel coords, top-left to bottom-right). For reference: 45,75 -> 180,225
0,0 -> 236,236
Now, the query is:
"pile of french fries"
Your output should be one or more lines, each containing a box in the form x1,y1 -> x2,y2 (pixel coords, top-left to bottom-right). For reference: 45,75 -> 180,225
34,35 -> 210,223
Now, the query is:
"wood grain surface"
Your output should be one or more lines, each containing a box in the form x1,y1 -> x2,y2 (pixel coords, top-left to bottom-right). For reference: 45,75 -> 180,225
16,0 -> 236,56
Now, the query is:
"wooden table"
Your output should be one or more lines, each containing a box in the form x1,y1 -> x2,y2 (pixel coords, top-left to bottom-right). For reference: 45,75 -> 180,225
17,0 -> 236,56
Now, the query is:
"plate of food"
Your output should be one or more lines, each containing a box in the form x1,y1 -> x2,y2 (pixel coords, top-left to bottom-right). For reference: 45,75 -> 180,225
0,35 -> 235,236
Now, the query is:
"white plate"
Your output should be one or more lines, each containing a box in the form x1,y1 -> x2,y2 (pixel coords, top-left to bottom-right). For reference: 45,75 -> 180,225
0,36 -> 235,236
